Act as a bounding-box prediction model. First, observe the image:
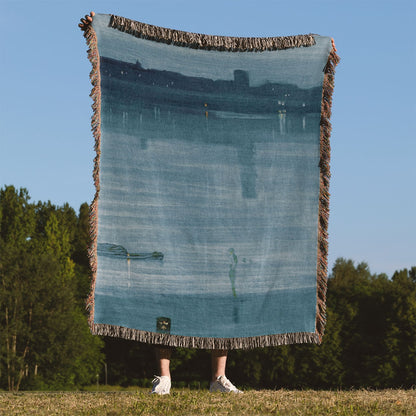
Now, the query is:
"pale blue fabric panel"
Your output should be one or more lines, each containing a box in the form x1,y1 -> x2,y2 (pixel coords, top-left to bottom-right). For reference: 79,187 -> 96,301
91,14 -> 332,339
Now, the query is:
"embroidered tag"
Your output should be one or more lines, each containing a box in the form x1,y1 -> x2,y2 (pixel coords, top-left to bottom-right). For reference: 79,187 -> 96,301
156,317 -> 171,333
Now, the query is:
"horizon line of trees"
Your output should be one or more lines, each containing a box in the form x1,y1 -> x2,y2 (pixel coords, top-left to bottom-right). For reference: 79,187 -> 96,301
0,185 -> 415,391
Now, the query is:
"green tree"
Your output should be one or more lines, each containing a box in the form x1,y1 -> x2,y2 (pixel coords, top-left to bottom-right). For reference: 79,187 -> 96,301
0,186 -> 36,391
72,203 -> 93,307
328,259 -> 392,387
387,268 -> 416,386
0,186 -> 103,391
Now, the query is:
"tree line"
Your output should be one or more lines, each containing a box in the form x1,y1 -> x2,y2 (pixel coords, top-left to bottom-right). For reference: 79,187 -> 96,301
0,185 -> 415,391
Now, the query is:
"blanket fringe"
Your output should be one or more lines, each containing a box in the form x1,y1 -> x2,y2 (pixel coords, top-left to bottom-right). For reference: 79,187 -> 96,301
91,323 -> 319,349
109,14 -> 316,51
316,39 -> 340,342
83,23 -> 101,331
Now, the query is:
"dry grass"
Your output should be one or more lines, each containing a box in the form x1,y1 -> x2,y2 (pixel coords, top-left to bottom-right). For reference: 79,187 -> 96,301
0,388 -> 415,415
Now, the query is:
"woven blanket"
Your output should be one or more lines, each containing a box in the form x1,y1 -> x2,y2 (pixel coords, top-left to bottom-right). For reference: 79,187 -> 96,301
83,14 -> 339,349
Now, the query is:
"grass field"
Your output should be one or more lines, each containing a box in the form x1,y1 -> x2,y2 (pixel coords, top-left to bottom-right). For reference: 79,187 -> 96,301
0,388 -> 415,415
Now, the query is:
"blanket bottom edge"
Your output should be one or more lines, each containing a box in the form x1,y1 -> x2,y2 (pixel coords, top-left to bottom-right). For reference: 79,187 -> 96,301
91,323 -> 320,350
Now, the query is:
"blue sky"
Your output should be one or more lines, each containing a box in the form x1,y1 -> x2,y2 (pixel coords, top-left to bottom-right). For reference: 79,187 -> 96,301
1,0 -> 415,277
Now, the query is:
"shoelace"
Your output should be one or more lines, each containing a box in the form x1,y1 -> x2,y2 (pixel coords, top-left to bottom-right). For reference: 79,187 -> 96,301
218,376 -> 233,389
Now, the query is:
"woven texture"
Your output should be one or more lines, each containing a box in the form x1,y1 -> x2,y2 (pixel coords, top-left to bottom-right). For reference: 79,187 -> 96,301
83,14 -> 339,349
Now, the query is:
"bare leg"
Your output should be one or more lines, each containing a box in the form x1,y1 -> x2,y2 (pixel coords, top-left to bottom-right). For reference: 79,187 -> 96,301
210,349 -> 242,393
156,347 -> 172,378
152,347 -> 172,394
211,349 -> 228,381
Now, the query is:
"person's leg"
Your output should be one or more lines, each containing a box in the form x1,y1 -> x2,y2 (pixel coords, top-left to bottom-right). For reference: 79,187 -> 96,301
211,349 -> 228,381
210,349 -> 242,393
157,347 -> 172,378
152,347 -> 172,394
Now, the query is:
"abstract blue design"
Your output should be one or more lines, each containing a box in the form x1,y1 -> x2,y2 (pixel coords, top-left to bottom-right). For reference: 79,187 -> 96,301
90,14 -> 334,341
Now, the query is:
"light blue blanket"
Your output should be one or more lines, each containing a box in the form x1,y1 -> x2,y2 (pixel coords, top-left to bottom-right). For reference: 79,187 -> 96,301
84,14 -> 339,348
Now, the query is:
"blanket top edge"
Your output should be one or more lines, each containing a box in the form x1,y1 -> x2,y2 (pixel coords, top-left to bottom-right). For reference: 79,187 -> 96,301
94,13 -> 318,51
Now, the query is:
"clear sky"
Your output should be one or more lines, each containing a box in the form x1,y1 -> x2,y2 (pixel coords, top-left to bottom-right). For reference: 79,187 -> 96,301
1,0 -> 415,277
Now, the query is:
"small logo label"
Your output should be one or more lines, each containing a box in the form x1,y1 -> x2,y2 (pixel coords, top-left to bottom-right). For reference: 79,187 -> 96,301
156,317 -> 171,333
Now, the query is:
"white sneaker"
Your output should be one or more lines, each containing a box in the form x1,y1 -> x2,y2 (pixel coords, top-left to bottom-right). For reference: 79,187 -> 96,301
209,375 -> 243,393
151,375 -> 171,395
